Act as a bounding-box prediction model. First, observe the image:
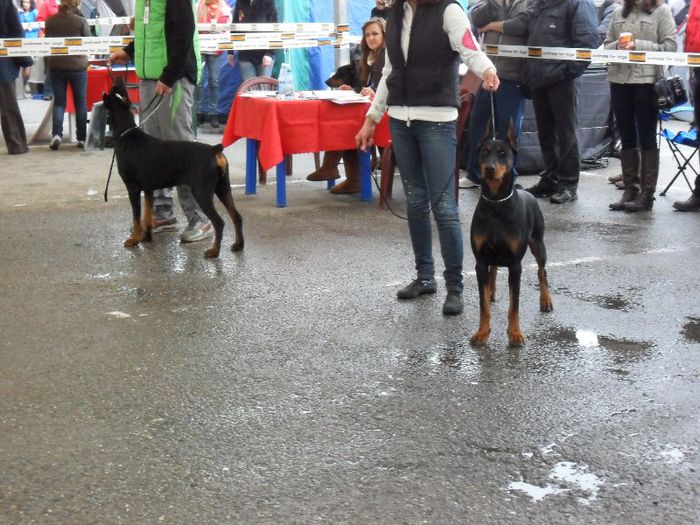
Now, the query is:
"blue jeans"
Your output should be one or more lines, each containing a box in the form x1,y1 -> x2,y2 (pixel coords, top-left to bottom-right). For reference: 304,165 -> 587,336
238,59 -> 273,81
51,69 -> 87,141
389,118 -> 463,290
197,53 -> 225,115
466,79 -> 525,183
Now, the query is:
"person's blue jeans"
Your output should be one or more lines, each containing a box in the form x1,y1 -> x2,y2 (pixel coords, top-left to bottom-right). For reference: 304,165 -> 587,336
389,117 -> 463,291
466,79 -> 525,183
51,69 -> 87,142
238,59 -> 273,81
197,53 -> 225,115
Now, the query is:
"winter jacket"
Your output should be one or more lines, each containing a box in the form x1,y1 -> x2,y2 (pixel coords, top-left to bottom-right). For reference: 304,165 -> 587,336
685,0 -> 700,51
385,0 -> 462,108
233,0 -> 278,65
604,1 -> 677,84
470,0 -> 528,82
123,0 -> 200,86
503,0 -> 600,90
45,8 -> 91,72
0,0 -> 32,84
597,0 -> 618,41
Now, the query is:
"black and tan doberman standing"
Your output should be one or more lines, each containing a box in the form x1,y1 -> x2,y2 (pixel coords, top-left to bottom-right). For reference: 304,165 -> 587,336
469,124 -> 553,346
102,79 -> 243,258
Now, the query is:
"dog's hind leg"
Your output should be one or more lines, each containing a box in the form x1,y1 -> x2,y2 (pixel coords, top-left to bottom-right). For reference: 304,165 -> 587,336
142,191 -> 153,242
529,211 -> 553,312
124,186 -> 142,248
487,265 -> 498,303
193,190 -> 224,258
507,262 -> 525,347
470,261 -> 492,346
215,179 -> 244,252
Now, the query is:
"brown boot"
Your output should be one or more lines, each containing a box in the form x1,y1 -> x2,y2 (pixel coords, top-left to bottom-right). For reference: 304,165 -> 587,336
609,148 -> 640,211
307,150 -> 342,181
330,150 -> 361,194
624,149 -> 659,212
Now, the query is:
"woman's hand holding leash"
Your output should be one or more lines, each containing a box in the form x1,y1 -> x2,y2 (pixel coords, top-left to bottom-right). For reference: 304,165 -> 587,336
482,68 -> 500,92
356,117 -> 377,151
155,81 -> 172,95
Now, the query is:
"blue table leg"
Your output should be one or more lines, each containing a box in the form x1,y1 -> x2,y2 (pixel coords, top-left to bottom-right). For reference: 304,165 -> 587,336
327,179 -> 336,190
359,149 -> 372,201
276,158 -> 287,207
245,139 -> 258,195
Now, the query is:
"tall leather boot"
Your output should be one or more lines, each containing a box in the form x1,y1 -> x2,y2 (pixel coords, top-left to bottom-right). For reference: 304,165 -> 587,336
330,149 -> 361,194
306,150 -> 342,181
609,148 -> 640,210
624,149 -> 659,212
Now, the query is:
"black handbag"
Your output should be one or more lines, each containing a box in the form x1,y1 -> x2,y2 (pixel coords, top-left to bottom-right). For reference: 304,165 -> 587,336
654,74 -> 687,110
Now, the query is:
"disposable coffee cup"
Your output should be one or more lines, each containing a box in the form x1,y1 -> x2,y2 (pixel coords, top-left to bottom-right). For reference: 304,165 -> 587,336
619,32 -> 633,45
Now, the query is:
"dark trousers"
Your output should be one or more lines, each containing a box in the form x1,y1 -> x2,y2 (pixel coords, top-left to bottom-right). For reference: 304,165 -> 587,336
51,69 -> 87,142
609,82 -> 657,151
0,80 -> 28,154
531,78 -> 580,189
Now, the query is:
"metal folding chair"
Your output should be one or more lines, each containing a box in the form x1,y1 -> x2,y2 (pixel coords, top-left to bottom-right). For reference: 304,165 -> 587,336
658,114 -> 698,196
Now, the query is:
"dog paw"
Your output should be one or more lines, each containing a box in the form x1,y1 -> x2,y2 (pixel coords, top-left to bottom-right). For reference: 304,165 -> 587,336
508,332 -> 525,347
540,299 -> 554,312
204,248 -> 220,258
124,237 -> 140,248
141,230 -> 152,242
231,242 -> 244,252
470,331 -> 490,346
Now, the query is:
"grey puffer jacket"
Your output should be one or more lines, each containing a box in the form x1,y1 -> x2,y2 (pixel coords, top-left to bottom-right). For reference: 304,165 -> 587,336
503,0 -> 601,90
470,0 -> 529,82
604,0 -> 677,84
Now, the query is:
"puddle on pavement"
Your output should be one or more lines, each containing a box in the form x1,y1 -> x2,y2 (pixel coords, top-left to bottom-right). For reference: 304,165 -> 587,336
681,316 -> 700,343
556,286 -> 638,312
533,327 -> 653,363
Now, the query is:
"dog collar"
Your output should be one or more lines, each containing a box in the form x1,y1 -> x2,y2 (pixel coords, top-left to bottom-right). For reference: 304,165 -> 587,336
480,189 -> 514,203
119,126 -> 139,138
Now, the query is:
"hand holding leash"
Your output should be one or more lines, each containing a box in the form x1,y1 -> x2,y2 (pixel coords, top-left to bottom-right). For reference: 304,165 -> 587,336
356,117 -> 377,151
155,81 -> 172,96
482,68 -> 500,91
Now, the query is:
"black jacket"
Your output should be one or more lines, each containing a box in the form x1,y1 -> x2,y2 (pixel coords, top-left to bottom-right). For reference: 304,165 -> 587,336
0,0 -> 32,83
385,0 -> 461,108
233,0 -> 278,65
503,0 -> 600,90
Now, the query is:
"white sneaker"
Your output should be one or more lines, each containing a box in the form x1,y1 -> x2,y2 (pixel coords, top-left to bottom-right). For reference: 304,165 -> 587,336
49,135 -> 61,150
458,176 -> 479,189
180,218 -> 214,243
76,141 -> 85,149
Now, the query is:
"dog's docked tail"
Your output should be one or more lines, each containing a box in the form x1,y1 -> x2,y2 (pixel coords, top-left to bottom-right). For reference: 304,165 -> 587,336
212,143 -> 228,174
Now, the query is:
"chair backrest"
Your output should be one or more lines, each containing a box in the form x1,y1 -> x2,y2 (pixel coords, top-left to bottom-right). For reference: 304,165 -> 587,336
236,76 -> 278,95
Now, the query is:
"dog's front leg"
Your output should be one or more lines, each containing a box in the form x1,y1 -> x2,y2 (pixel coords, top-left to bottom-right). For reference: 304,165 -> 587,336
142,191 -> 153,242
507,263 -> 525,347
470,261 -> 492,346
124,188 -> 142,248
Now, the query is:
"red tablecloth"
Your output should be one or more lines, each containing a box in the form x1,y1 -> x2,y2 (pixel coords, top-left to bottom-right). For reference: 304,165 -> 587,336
222,94 -> 390,171
66,67 -> 140,113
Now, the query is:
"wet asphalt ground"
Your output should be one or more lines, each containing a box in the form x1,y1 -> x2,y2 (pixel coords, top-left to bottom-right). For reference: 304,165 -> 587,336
1,98 -> 699,524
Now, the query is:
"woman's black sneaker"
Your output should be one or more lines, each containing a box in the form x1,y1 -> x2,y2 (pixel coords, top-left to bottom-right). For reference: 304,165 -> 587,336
397,278 -> 437,299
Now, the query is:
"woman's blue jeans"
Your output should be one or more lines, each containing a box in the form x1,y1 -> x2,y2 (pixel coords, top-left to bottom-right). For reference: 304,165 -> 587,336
238,60 -> 273,81
51,69 -> 87,141
389,117 -> 463,291
197,53 -> 225,115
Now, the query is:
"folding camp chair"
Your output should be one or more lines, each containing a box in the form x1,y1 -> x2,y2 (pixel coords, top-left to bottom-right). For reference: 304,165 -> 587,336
658,114 -> 698,196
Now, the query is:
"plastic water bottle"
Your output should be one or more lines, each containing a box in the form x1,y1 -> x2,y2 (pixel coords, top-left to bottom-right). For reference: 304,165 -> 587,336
277,63 -> 294,100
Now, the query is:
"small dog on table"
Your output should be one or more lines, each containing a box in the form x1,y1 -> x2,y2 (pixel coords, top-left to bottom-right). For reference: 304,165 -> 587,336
469,122 -> 553,347
102,78 -> 243,258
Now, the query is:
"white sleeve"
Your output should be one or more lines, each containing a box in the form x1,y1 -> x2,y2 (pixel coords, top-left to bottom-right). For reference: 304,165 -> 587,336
366,48 -> 391,123
444,3 -> 495,78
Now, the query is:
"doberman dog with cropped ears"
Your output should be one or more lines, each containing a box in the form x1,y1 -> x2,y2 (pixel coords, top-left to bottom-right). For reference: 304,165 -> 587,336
102,79 -> 243,258
469,122 -> 553,347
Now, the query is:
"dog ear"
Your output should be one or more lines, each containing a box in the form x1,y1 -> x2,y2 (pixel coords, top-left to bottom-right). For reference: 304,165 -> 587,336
102,92 -> 111,110
114,76 -> 125,88
507,118 -> 519,153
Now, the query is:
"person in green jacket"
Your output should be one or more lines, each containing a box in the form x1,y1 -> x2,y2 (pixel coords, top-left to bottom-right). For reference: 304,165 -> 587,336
109,0 -> 213,243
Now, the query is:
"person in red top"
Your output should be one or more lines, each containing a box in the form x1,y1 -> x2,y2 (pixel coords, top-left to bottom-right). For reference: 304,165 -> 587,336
674,0 -> 700,211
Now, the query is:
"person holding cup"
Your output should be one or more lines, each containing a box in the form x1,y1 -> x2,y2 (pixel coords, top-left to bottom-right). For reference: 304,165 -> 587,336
603,0 -> 677,212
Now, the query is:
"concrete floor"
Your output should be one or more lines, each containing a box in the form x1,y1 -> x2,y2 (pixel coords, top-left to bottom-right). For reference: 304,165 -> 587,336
1,98 -> 699,524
